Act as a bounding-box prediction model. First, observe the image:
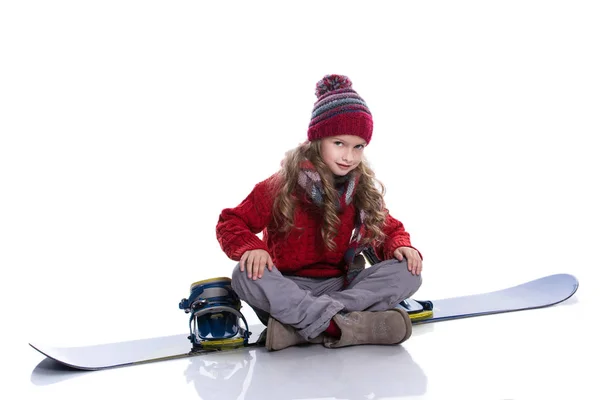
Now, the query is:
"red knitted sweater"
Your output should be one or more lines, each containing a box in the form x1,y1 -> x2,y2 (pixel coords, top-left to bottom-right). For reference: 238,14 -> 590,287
216,174 -> 421,278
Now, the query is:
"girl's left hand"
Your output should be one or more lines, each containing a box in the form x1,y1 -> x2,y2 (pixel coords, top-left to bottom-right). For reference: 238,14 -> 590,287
393,247 -> 422,276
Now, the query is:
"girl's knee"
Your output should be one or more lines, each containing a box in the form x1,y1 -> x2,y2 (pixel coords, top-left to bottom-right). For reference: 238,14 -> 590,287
231,263 -> 247,294
230,263 -> 281,298
231,263 -> 243,279
230,263 -> 277,314
409,271 -> 423,295
388,259 -> 423,294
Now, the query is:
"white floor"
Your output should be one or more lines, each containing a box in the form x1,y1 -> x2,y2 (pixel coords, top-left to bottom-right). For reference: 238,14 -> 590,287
2,1 -> 599,399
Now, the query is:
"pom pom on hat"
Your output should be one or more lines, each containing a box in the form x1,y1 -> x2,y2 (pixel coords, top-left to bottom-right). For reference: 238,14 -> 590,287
307,74 -> 373,144
315,74 -> 353,97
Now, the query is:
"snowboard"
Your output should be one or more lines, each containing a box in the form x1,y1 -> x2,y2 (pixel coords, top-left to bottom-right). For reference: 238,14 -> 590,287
29,273 -> 578,371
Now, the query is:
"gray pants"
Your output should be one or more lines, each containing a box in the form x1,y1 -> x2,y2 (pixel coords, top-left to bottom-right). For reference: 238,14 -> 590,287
231,258 -> 422,340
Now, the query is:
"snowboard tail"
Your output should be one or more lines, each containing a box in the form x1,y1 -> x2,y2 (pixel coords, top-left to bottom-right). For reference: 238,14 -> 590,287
29,328 -> 266,371
30,273 -> 578,371
400,273 -> 578,324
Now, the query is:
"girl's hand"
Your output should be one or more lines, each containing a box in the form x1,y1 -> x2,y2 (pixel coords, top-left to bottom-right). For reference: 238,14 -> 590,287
393,247 -> 422,276
240,249 -> 274,280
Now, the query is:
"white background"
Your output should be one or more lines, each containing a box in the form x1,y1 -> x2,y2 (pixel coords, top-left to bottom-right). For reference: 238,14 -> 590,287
1,1 -> 599,399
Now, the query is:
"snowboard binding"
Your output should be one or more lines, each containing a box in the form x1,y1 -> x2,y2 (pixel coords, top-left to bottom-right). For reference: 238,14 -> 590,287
179,277 -> 251,351
398,298 -> 434,321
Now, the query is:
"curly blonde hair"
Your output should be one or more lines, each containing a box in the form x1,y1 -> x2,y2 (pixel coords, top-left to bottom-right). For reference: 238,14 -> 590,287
270,140 -> 388,251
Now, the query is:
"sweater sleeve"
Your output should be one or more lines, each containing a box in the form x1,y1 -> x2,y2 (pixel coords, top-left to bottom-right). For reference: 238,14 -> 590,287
374,209 -> 423,261
216,177 -> 275,261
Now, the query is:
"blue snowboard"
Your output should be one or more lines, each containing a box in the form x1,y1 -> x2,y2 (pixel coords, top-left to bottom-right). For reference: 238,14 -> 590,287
29,273 -> 578,370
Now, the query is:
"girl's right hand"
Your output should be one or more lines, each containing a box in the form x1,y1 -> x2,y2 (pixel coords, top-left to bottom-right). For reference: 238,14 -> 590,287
240,249 -> 274,280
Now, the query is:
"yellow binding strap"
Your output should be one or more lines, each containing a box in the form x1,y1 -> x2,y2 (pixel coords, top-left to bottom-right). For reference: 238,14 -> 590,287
409,310 -> 434,322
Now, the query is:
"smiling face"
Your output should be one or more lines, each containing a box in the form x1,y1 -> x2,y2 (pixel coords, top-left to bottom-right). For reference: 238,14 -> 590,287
319,135 -> 367,176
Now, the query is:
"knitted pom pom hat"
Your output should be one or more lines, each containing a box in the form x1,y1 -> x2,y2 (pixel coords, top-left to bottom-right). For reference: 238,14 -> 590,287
307,74 -> 373,144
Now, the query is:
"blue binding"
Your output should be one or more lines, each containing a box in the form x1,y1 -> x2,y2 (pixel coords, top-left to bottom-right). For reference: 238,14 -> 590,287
179,278 -> 250,346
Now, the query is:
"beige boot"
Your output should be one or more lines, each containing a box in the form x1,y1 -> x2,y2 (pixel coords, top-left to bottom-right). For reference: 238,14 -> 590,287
323,308 -> 412,348
265,317 -> 324,351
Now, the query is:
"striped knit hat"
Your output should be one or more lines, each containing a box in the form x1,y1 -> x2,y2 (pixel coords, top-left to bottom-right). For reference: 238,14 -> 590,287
307,74 -> 373,144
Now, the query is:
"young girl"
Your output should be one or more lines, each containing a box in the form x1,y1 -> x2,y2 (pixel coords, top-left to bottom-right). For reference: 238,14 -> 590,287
216,74 -> 423,351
